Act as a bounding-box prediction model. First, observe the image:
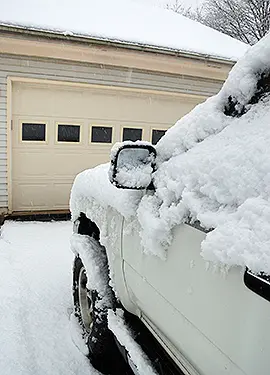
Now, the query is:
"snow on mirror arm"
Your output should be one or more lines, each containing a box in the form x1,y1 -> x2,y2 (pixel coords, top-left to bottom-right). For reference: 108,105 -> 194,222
109,142 -> 156,189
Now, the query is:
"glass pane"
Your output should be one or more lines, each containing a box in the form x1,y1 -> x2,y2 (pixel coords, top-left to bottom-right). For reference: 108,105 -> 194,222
22,123 -> 46,141
116,148 -> 153,189
152,129 -> 166,145
122,128 -> 142,142
58,124 -> 80,142
91,126 -> 112,143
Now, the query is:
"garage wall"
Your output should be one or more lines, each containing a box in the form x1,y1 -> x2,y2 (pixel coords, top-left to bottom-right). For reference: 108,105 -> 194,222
0,53 -> 223,212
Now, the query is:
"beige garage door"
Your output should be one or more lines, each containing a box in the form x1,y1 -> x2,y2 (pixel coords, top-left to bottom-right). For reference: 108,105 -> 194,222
11,81 -> 203,212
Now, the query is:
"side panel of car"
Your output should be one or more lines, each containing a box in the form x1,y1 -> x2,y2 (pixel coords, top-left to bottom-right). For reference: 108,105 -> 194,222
105,207 -> 138,315
122,220 -> 270,375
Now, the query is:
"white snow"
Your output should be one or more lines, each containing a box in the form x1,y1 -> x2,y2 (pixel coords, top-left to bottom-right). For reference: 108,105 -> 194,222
71,234 -> 113,309
70,33 -> 270,275
69,312 -> 89,356
141,33 -> 270,273
0,0 -> 248,61
70,163 -> 143,227
0,221 -> 99,375
109,141 -> 155,189
107,309 -> 158,375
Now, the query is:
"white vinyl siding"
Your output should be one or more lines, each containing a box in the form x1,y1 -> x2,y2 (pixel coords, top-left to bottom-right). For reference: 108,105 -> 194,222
0,53 -> 223,212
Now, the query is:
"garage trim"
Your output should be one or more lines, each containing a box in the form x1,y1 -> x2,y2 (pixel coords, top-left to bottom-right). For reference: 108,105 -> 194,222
55,122 -> 82,144
89,124 -> 115,145
0,34 -> 233,81
121,125 -> 145,142
8,76 -> 208,99
20,121 -> 48,144
150,127 -> 169,145
7,77 -> 12,213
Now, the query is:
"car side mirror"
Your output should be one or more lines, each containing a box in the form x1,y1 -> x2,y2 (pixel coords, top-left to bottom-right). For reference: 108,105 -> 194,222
109,142 -> 156,189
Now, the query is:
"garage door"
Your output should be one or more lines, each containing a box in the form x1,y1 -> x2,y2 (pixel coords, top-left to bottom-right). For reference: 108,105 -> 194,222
11,81 -> 203,212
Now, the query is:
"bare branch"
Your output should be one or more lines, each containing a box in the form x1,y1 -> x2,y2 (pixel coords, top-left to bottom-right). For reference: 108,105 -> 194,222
168,0 -> 270,45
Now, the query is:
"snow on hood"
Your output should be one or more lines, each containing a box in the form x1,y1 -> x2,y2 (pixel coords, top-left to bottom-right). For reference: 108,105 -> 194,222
71,33 -> 270,274
139,32 -> 270,273
70,163 -> 143,245
0,0 -> 248,61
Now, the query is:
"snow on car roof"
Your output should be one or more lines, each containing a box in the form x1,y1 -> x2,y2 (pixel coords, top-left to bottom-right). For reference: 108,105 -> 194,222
71,33 -> 270,275
1,0 -> 248,62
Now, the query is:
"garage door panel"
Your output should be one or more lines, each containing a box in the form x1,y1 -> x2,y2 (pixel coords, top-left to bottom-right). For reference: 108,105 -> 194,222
13,86 -> 55,117
46,153 -> 92,176
12,153 -> 53,177
13,83 -> 194,124
42,152 -> 109,176
12,81 -> 203,212
13,180 -> 74,211
60,153 -> 110,171
12,182 -> 49,211
52,181 -> 74,209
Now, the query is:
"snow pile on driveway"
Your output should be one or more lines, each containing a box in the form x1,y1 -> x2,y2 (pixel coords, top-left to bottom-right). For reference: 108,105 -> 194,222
0,221 -> 98,375
71,33 -> 270,274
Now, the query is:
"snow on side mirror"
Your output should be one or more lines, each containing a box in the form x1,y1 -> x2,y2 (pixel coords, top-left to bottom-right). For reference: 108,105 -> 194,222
109,142 -> 156,189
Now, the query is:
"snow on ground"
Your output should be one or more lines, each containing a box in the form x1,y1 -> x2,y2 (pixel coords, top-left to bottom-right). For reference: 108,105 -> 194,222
0,0 -> 248,61
0,220 -> 98,375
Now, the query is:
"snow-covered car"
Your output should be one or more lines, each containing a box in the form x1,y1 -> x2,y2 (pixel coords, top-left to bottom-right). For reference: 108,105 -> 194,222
70,34 -> 270,375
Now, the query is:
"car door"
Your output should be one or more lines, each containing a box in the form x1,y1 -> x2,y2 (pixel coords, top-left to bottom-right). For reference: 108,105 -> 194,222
122,218 -> 270,375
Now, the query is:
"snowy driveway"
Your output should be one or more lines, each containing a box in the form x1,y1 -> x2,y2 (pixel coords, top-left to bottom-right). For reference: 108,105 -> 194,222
0,220 -> 98,375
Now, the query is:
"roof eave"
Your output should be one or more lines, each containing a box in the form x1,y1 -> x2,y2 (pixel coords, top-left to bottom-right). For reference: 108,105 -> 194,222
0,23 -> 235,65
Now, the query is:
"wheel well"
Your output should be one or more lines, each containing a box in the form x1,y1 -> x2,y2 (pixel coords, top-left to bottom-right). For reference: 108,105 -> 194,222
76,212 -> 118,310
77,212 -> 100,241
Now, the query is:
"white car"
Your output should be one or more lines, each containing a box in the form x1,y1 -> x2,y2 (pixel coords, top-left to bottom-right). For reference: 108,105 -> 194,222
70,35 -> 270,375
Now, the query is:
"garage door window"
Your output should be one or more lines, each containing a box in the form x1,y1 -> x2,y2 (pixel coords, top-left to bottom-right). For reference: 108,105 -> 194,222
91,126 -> 112,143
57,124 -> 80,143
22,123 -> 46,141
152,129 -> 166,145
122,127 -> 142,142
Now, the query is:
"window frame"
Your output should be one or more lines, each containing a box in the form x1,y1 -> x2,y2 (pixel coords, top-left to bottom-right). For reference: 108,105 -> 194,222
89,124 -> 114,145
55,122 -> 82,144
151,127 -> 168,145
121,126 -> 144,143
20,121 -> 48,144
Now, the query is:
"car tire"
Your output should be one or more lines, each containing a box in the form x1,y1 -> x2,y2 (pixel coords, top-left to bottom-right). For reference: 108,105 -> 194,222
73,254 -> 132,374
